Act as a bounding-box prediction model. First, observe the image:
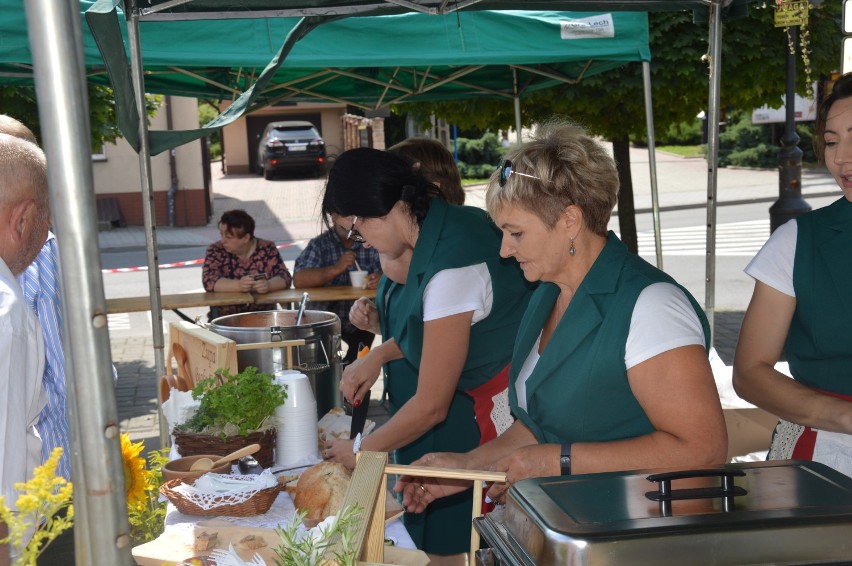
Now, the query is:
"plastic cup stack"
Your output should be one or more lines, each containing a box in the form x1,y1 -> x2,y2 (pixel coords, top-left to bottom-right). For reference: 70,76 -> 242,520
272,371 -> 319,467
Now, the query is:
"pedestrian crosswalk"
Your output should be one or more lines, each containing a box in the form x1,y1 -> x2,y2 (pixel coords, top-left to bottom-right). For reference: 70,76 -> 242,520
107,312 -> 131,330
630,219 -> 771,257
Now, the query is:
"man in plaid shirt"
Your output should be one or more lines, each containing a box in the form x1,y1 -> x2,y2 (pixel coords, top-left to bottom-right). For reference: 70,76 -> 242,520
294,214 -> 381,363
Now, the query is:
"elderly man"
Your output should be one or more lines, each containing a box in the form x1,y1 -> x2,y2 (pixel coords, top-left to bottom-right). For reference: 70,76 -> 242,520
0,133 -> 50,564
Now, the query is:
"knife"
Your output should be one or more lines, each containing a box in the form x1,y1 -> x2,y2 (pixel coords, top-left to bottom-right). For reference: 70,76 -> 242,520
348,344 -> 371,439
350,389 -> 370,439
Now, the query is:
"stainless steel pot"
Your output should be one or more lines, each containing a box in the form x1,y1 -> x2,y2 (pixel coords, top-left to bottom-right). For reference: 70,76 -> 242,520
209,309 -> 342,418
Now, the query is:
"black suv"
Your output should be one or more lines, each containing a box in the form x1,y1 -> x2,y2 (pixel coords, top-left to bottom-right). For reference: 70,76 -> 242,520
257,121 -> 326,179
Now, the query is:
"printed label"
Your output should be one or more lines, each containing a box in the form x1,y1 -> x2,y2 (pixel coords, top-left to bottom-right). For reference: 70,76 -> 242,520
560,14 -> 615,40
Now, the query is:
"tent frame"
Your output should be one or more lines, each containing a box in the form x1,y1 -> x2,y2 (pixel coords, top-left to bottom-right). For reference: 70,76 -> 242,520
23,0 -> 728,563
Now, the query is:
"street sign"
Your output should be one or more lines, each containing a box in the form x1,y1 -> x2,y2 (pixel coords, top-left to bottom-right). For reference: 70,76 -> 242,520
774,0 -> 808,28
845,0 -> 852,73
845,0 -> 852,34
844,37 -> 852,75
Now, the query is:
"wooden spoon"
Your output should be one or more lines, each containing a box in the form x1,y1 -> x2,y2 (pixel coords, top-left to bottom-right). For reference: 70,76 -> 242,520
159,375 -> 177,403
172,343 -> 193,391
189,443 -> 261,472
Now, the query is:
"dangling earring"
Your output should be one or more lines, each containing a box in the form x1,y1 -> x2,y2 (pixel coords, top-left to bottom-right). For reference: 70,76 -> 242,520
569,237 -> 576,256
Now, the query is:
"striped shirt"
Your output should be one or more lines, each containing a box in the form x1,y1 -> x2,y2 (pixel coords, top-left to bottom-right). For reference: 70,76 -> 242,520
17,233 -> 70,480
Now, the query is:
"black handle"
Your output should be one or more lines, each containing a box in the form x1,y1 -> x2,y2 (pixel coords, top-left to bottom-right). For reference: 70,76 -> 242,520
645,468 -> 747,502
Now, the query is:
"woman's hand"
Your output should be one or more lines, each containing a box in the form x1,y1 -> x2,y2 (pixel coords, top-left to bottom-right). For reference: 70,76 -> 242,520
251,276 -> 270,294
365,272 -> 382,290
394,452 -> 475,513
340,352 -> 382,405
238,275 -> 255,292
485,444 -> 560,503
349,297 -> 380,334
322,438 -> 356,469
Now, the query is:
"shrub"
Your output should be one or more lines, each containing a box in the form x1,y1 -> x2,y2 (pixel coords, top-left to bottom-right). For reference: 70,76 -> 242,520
456,132 -> 503,177
717,111 -> 817,168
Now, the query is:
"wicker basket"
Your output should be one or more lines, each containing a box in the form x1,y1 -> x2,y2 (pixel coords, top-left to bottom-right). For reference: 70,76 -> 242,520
173,429 -> 276,468
160,478 -> 282,517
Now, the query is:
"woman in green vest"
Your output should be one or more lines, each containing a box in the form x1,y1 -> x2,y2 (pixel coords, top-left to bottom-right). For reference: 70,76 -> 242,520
319,147 -> 533,560
396,120 -> 728,510
733,73 -> 852,476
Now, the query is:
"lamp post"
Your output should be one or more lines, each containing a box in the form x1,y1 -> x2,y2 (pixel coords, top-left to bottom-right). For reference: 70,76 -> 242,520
769,24 -> 811,232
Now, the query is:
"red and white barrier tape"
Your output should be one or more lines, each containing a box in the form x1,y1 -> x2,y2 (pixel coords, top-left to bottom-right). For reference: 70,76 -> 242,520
102,240 -> 305,274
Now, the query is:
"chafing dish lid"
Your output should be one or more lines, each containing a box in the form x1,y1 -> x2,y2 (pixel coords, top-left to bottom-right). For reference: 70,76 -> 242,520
509,461 -> 852,538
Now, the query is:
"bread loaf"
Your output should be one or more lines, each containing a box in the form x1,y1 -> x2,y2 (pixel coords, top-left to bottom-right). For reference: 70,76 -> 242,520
292,462 -> 351,522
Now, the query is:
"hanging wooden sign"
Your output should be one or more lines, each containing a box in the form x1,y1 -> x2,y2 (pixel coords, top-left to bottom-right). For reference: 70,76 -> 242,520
774,0 -> 809,28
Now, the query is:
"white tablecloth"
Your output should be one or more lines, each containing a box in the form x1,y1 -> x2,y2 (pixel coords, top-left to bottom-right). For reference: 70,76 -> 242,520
164,490 -> 415,549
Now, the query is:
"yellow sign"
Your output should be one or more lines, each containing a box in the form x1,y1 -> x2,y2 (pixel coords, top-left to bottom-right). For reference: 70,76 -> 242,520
775,0 -> 809,28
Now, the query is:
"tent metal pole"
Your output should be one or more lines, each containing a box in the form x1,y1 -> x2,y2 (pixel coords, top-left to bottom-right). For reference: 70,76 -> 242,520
127,4 -> 170,447
24,0 -> 133,563
705,0 -> 724,347
513,68 -> 522,144
642,60 -> 663,269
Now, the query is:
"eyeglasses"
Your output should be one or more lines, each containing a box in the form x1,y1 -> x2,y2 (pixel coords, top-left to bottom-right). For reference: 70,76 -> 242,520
347,216 -> 366,243
498,159 -> 547,187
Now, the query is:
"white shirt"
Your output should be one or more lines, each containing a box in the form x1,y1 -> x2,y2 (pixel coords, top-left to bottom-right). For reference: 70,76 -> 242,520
0,258 -> 47,520
422,263 -> 493,324
515,282 -> 705,410
744,219 -> 797,297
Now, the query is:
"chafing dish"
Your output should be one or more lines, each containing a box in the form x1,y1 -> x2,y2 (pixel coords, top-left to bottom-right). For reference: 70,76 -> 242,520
474,461 -> 852,565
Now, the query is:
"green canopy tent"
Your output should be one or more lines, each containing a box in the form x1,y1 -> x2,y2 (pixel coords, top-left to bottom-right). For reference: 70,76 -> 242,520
2,7 -> 652,150
17,1 -> 747,563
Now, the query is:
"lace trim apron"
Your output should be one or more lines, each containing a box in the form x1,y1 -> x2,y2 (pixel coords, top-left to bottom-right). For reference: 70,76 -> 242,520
767,387 -> 852,477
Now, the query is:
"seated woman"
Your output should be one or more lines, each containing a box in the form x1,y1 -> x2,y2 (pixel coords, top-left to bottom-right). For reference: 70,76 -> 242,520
398,120 -> 727,511
202,209 -> 292,321
319,148 -> 533,562
732,73 -> 852,476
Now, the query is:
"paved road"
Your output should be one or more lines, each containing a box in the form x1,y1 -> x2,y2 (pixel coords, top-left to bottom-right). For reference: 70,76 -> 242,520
107,147 -> 840,449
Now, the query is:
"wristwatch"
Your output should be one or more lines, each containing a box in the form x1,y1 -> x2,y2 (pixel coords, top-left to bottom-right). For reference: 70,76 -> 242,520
559,443 -> 572,476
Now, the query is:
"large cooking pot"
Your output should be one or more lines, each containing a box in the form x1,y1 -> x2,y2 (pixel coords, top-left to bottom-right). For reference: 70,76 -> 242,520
209,309 -> 342,418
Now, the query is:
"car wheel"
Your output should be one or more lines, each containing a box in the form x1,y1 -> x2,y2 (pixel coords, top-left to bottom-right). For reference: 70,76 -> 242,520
263,168 -> 274,180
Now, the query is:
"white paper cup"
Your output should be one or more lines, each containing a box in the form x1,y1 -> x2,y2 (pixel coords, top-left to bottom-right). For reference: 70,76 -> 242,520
349,270 -> 368,288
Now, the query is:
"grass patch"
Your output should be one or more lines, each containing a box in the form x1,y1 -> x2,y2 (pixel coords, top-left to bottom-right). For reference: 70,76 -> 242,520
657,145 -> 705,158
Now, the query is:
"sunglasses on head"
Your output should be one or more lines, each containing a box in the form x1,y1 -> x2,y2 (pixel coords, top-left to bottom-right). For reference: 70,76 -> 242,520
347,216 -> 366,243
498,159 -> 548,188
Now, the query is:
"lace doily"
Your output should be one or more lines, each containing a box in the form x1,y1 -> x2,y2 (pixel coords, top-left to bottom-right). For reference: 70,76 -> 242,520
173,472 -> 278,511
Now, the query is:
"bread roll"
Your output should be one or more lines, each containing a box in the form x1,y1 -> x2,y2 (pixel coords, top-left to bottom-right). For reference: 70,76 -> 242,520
293,462 -> 351,522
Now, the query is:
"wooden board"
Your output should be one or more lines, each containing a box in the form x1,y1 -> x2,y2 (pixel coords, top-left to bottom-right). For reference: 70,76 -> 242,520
132,523 -> 428,566
107,291 -> 254,314
168,321 -> 238,387
132,523 -> 280,565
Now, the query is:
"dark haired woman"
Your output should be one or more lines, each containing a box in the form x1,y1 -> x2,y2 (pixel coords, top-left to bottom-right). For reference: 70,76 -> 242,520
320,147 -> 533,561
202,209 -> 292,321
733,73 -> 852,476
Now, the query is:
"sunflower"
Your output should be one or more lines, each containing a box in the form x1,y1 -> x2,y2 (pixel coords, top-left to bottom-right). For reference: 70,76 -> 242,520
120,433 -> 153,507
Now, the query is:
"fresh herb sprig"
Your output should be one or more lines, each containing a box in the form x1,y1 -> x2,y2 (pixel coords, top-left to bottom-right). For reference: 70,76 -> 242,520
181,366 -> 287,437
273,505 -> 362,566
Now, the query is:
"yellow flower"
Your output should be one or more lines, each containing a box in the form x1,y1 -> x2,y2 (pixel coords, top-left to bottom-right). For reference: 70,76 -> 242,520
120,433 -> 153,507
0,447 -> 73,565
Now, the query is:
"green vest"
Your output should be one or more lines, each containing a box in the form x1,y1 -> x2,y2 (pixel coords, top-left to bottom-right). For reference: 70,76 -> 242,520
510,233 -> 710,445
376,199 -> 533,554
788,197 -> 852,394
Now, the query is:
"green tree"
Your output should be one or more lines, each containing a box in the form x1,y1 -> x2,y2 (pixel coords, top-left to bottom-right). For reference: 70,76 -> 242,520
0,84 -> 160,151
402,3 -> 841,252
